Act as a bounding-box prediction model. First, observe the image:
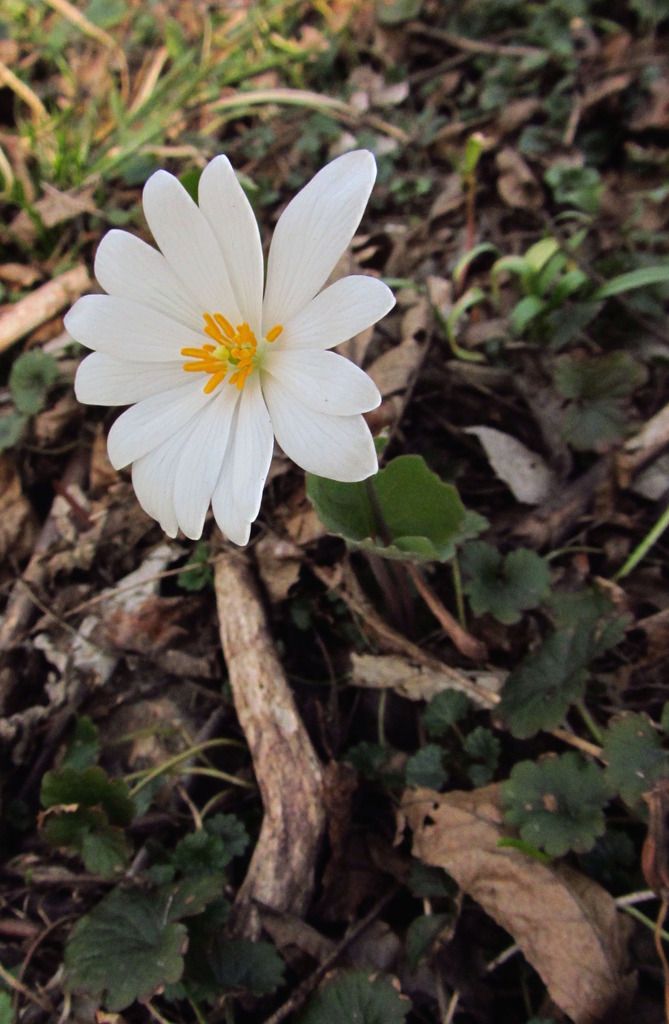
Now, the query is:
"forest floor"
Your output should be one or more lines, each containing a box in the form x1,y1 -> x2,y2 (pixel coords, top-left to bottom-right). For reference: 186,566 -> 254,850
2,1 -> 669,1022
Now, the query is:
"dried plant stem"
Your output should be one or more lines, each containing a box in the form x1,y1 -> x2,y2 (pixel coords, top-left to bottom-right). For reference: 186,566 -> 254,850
405,561 -> 486,661
214,551 -> 325,937
0,264 -> 91,353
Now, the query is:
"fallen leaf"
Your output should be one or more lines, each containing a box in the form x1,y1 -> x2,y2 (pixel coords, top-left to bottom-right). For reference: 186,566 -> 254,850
10,184 -> 99,244
496,147 -> 542,210
255,534 -> 302,602
400,785 -> 636,1024
465,426 -> 556,505
350,653 -> 502,706
0,454 -> 38,567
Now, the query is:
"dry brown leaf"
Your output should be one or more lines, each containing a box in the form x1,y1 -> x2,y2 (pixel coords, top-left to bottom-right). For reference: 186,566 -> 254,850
10,184 -> 98,243
465,425 -> 556,505
351,652 -> 502,705
400,785 -> 636,1024
496,147 -> 542,210
255,533 -> 302,602
0,455 -> 38,568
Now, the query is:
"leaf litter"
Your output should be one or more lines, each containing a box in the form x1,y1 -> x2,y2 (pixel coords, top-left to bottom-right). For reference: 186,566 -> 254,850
2,1 -> 669,1022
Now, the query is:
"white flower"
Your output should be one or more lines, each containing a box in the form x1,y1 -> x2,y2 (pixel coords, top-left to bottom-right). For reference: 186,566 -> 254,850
65,150 -> 395,545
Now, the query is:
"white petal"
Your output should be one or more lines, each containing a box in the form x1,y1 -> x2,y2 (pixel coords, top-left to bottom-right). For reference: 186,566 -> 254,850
262,151 -> 376,329
132,427 -> 190,538
94,230 -> 199,329
65,295 -> 206,362
198,156 -> 264,335
142,170 -> 242,322
277,276 -> 395,351
75,352 -> 184,406
173,386 -> 239,540
264,350 -> 380,415
263,375 -> 377,481
231,374 -> 274,524
107,379 -> 211,470
212,439 -> 252,546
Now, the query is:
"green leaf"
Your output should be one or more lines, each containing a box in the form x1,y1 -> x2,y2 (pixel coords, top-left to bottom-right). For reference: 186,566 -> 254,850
0,412 -> 27,451
204,938 -> 285,995
307,455 -> 468,563
603,714 -> 669,807
561,397 -> 628,451
85,0 -> 127,28
40,766 -> 135,878
463,727 -> 501,786
80,828 -> 132,877
544,164 -> 603,214
64,888 -> 187,1011
344,741 -> 392,781
510,294 -> 546,335
407,861 -> 455,900
593,264 -> 669,300
41,766 -> 134,826
502,753 -> 609,856
499,590 -> 625,739
423,690 -> 471,737
299,971 -> 410,1024
62,716 -> 100,771
554,352 -> 647,401
405,745 -> 447,789
178,541 -> 213,592
9,350 -> 59,415
405,914 -> 450,971
162,875 -> 228,922
461,543 -> 551,624
0,992 -> 13,1024
173,815 -> 248,877
375,0 -> 423,24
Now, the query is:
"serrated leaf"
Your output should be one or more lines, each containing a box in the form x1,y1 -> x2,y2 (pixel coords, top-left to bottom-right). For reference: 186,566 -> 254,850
554,352 -> 647,401
561,397 -> 628,451
299,971 -> 410,1024
205,814 -> 249,860
405,913 -> 450,970
41,766 -> 134,826
603,714 -> 669,807
498,630 -> 588,738
502,753 -> 609,856
462,542 -> 550,624
62,716 -> 100,771
405,745 -> 447,789
64,888 -> 187,1011
161,874 -> 226,922
463,727 -> 501,786
80,828 -> 132,877
499,592 -> 625,739
307,455 -> 468,563
344,741 -> 392,781
0,411 -> 27,451
9,350 -> 59,415
407,861 -> 455,899
423,690 -> 471,737
204,937 -> 285,996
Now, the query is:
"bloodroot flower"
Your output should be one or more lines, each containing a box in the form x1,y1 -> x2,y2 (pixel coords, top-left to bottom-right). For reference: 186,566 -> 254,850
66,150 -> 395,544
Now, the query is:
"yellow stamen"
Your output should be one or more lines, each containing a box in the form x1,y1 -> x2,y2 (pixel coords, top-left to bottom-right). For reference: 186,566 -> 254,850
181,314 -> 284,394
266,323 -> 283,343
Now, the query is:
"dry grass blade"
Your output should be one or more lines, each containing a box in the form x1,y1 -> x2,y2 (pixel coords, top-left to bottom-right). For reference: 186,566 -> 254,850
401,785 -> 636,1024
44,0 -> 129,99
214,551 -> 325,938
0,61 -> 48,124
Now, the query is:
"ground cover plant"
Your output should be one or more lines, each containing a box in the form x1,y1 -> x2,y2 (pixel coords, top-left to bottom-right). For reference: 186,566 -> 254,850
2,0 -> 669,1021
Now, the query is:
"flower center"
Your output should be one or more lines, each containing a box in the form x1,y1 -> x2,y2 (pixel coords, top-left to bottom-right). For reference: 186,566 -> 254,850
181,313 -> 283,394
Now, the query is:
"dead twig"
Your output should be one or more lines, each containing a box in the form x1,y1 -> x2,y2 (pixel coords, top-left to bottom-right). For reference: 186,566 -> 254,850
0,264 -> 91,353
405,562 -> 487,661
214,550 -> 325,937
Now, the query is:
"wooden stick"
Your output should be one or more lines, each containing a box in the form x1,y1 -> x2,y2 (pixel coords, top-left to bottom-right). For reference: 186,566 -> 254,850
214,551 -> 325,937
0,264 -> 91,353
